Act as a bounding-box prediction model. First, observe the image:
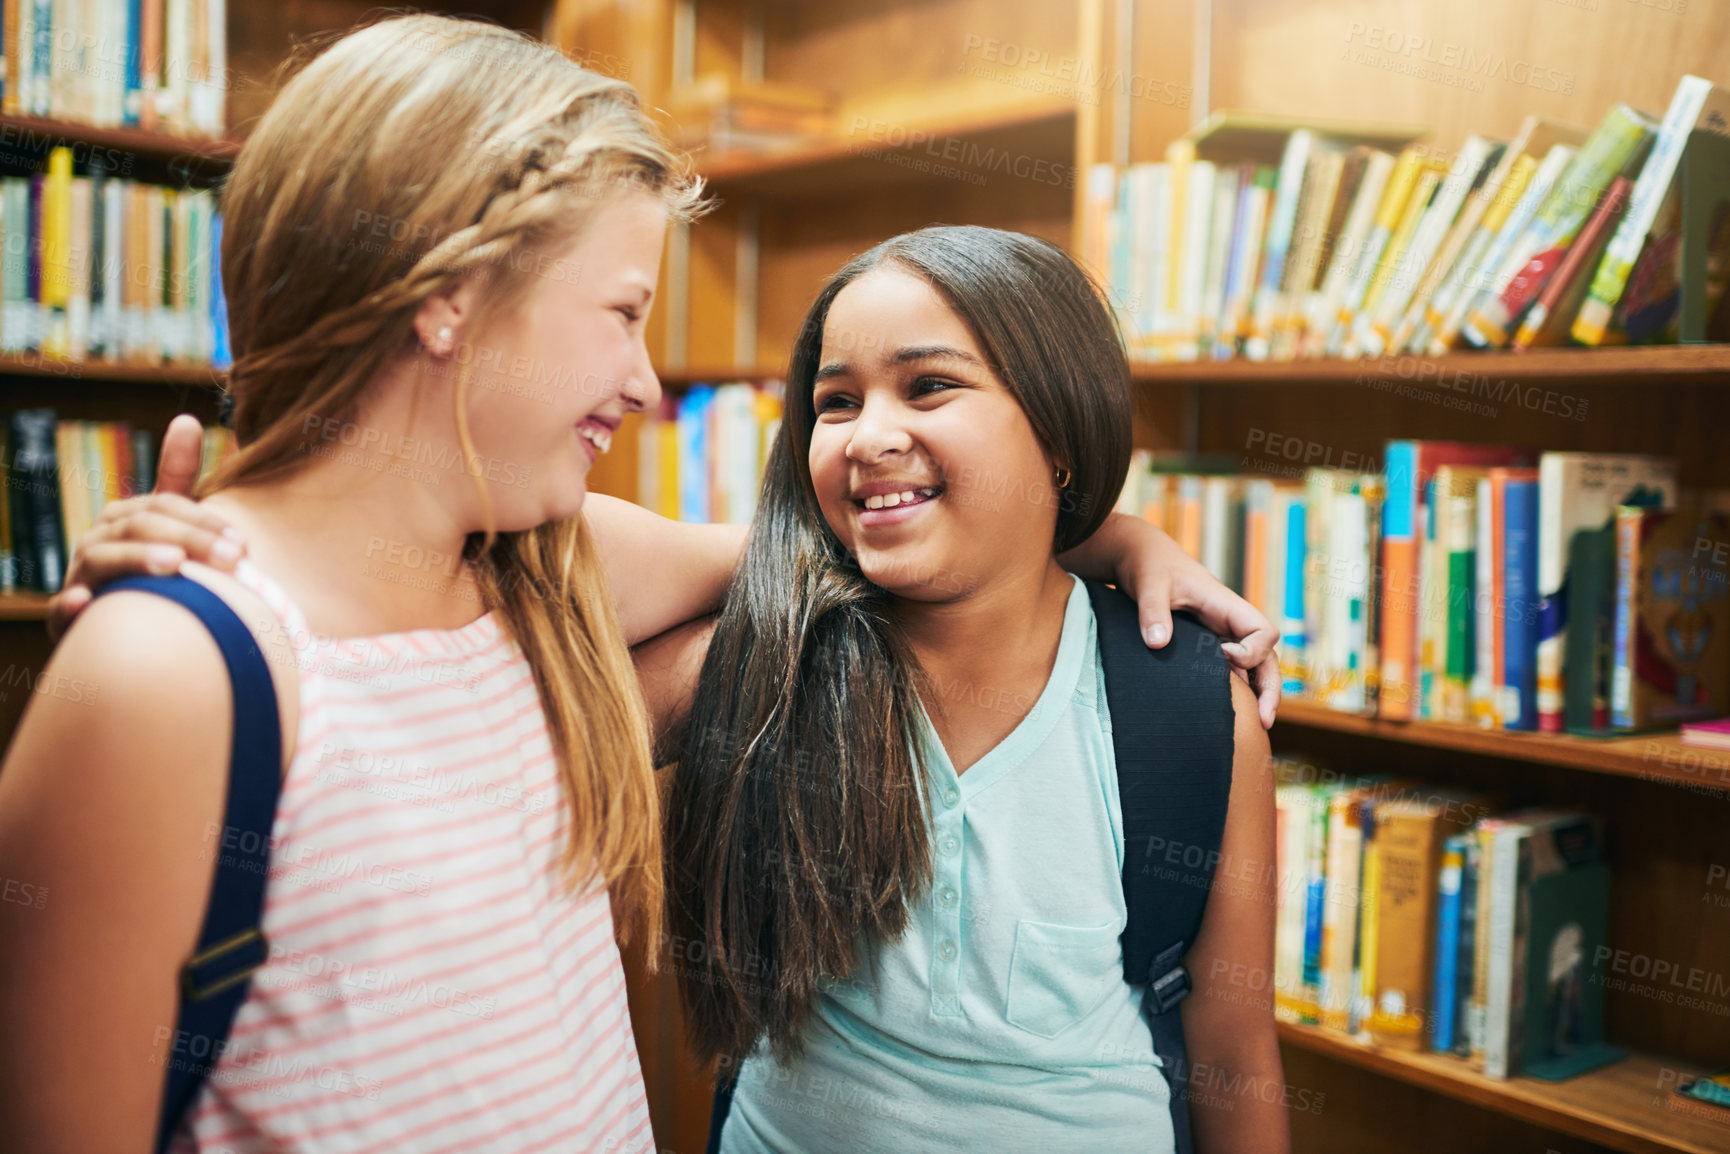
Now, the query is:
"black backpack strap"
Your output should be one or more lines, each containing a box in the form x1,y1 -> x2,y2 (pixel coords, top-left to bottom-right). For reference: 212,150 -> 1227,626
96,575 -> 285,1154
706,1064 -> 738,1154
1084,580 -> 1235,1154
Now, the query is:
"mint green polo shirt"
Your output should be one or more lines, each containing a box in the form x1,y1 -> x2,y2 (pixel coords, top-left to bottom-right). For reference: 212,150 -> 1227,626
720,576 -> 1173,1154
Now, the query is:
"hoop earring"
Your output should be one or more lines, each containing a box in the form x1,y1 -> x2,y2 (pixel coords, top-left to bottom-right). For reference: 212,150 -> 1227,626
1054,466 -> 1072,488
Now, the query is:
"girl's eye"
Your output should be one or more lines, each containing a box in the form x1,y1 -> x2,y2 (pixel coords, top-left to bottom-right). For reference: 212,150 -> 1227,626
615,306 -> 641,325
912,376 -> 959,397
816,392 -> 857,413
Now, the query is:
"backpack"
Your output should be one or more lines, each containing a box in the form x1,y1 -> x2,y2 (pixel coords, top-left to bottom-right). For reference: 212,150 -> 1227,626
92,575 -> 285,1154
707,580 -> 1236,1154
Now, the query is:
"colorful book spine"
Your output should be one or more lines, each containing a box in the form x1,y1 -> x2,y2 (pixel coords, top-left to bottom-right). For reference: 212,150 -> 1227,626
1462,105 -> 1652,349
1471,477 -> 1496,727
1501,473 -> 1540,731
1247,130 -> 1315,360
1575,76 -> 1730,345
1433,834 -> 1467,1052
1280,495 -> 1307,695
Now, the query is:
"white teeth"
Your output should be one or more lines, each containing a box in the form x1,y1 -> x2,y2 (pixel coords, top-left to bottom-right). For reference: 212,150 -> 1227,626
899,490 -> 916,504
883,492 -> 902,508
865,494 -> 884,509
578,425 -> 611,454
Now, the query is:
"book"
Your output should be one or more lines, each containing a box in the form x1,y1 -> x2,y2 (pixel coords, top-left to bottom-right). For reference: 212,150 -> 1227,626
10,408 -> 65,592
1361,136 -> 1499,358
1575,76 -> 1730,346
1305,149 -> 1395,358
1462,105 -> 1655,349
1471,477 -> 1497,727
1377,446 -> 1529,723
1432,143 -> 1575,354
1562,519 -> 1620,734
1246,129 -> 1316,361
1512,174 -> 1633,350
1498,470 -> 1543,731
1536,453 -> 1678,732
1326,148 -> 1430,356
1483,811 -> 1611,1080
1433,834 -> 1468,1053
1268,149 -> 1345,359
1347,162 -> 1444,356
1367,793 -> 1481,1050
1681,717 -> 1730,750
1611,505 -> 1730,730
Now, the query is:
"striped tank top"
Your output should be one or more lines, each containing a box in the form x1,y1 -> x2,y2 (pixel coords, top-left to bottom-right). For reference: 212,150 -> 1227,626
172,559 -> 652,1153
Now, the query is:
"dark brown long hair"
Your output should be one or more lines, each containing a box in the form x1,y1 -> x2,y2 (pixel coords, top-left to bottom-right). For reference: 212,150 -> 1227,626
665,226 -> 1132,1063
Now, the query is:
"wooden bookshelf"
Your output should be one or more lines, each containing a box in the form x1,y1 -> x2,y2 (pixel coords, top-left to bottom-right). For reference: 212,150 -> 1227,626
0,356 -> 225,387
0,113 -> 240,165
0,594 -> 52,622
1277,700 -> 1730,794
1277,1020 -> 1730,1154
692,102 -> 1074,199
1131,345 -> 1730,387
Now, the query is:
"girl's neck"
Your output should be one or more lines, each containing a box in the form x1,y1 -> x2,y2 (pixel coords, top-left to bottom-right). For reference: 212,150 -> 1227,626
203,444 -> 486,640
892,557 -> 1074,726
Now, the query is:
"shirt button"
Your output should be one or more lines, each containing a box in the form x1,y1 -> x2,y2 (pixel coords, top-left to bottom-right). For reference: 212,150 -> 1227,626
939,836 -> 960,857
939,886 -> 959,907
942,788 -> 960,807
937,940 -> 958,961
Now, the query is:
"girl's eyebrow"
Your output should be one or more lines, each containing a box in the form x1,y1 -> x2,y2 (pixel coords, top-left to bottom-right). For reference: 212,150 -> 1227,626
815,344 -> 983,382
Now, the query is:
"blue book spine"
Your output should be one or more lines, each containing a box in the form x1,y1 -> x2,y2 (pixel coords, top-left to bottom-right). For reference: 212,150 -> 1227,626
1433,834 -> 1465,1051
1503,478 -> 1540,730
1612,509 -> 1637,729
1281,499 -> 1306,694
210,214 -> 231,369
1108,172 -> 1131,323
676,385 -> 713,524
123,0 -> 144,126
1453,835 -> 1479,1057
29,0 -> 50,117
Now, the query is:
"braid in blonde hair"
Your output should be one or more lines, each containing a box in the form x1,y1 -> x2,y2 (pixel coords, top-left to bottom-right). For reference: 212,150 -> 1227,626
206,13 -> 707,944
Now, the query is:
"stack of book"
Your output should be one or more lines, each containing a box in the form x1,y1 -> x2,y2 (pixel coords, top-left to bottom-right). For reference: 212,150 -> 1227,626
667,74 -> 835,155
1116,442 -> 1730,736
1083,73 -> 1730,362
1,408 -> 233,593
1274,766 -> 1622,1082
0,0 -> 229,136
634,381 -> 783,525
0,145 -> 230,366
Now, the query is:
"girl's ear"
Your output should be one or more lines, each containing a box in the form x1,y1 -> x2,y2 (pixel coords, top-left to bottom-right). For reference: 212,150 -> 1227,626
412,275 -> 487,358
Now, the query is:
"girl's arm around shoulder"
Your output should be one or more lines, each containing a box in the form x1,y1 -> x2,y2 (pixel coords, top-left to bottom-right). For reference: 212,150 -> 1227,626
1178,673 -> 1292,1154
584,494 -> 745,647
0,591 -> 243,1154
631,612 -> 717,759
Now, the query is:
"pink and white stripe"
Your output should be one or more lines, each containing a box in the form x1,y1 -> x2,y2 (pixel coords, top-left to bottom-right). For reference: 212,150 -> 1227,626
171,559 -> 652,1153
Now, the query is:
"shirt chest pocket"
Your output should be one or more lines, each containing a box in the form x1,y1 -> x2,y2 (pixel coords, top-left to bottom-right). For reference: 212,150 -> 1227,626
1005,918 -> 1124,1039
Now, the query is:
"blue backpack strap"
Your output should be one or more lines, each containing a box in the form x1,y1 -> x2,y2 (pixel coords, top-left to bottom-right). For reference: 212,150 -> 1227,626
1084,580 -> 1235,1154
94,575 -> 285,1154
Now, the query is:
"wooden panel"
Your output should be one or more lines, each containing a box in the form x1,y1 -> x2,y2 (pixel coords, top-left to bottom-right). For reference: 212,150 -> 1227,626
1206,0 -> 1730,158
752,0 -> 1080,129
227,0 -> 554,134
753,173 -> 1073,367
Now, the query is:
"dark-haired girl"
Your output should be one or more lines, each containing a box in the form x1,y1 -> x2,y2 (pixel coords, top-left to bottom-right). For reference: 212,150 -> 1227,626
658,226 -> 1288,1153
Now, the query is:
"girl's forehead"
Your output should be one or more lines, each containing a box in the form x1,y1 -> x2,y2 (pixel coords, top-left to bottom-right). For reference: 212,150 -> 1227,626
821,270 -> 983,361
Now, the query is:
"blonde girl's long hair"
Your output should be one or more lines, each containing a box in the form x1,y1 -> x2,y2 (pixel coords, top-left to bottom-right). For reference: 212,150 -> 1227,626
203,14 -> 706,943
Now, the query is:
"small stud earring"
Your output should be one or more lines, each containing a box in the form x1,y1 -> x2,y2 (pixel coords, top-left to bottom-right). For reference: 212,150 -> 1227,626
437,326 -> 453,346
1054,466 -> 1072,488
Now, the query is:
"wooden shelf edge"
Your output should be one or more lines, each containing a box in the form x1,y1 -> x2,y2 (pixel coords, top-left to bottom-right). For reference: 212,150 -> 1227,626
1276,700 -> 1730,793
0,356 -> 226,386
1130,345 -> 1730,385
0,112 -> 239,163
691,102 -> 1074,186
0,594 -> 51,621
655,365 -> 785,387
1278,1021 -> 1729,1154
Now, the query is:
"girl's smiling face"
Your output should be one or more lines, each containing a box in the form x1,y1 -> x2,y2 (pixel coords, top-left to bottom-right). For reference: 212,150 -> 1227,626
808,267 -> 1066,601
